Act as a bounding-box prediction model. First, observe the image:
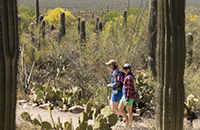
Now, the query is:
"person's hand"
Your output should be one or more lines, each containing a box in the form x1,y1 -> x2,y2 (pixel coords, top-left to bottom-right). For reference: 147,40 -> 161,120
107,84 -> 111,87
126,102 -> 128,106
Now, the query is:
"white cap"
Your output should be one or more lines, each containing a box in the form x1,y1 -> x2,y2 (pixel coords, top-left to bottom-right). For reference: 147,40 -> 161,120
105,59 -> 116,65
123,63 -> 131,68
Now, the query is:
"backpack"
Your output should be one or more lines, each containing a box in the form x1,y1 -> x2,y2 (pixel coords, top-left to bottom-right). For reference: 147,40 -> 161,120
108,69 -> 125,90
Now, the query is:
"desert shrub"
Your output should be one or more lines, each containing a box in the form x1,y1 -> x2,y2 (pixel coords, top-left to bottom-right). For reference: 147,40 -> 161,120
184,65 -> 200,108
184,7 -> 200,109
44,7 -> 75,27
18,4 -> 36,32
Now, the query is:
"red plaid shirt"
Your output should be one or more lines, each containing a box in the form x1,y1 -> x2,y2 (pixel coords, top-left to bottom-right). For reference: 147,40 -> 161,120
123,72 -> 136,103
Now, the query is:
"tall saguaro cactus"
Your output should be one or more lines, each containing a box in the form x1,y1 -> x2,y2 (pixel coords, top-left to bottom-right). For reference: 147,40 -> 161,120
96,16 -> 99,32
35,0 -> 39,24
123,10 -> 127,26
127,0 -> 130,11
41,20 -> 45,38
38,14 -> 43,24
0,0 -> 19,129
156,0 -> 186,130
186,33 -> 193,67
59,11 -> 65,42
107,4 -> 109,13
148,0 -> 157,77
80,19 -> 86,42
98,21 -> 102,32
77,16 -> 81,34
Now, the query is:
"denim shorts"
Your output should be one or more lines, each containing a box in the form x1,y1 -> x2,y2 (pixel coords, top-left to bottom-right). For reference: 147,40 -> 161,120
111,90 -> 122,102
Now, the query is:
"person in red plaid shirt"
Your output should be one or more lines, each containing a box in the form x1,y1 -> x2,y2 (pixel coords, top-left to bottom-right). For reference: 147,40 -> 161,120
118,63 -> 136,128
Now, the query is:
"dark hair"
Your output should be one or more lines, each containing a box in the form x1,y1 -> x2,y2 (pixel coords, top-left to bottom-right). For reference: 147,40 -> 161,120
112,63 -> 118,68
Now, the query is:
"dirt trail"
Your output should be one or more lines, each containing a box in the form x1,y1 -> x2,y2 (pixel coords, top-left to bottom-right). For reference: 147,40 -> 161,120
16,102 -> 200,130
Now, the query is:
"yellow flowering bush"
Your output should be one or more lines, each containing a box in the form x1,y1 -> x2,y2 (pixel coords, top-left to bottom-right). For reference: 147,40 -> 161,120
189,14 -> 198,22
44,7 -> 75,27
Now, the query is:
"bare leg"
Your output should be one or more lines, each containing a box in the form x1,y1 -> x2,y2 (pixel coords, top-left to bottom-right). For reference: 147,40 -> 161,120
126,105 -> 133,127
117,100 -> 128,123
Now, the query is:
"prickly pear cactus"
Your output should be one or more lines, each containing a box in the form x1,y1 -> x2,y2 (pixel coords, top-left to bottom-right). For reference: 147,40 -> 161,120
42,121 -> 52,129
67,116 -> 72,124
21,112 -> 32,122
93,121 -> 100,129
77,89 -> 82,100
108,113 -> 118,126
103,105 -> 111,117
92,108 -> 98,120
79,112 -> 88,124
86,102 -> 92,113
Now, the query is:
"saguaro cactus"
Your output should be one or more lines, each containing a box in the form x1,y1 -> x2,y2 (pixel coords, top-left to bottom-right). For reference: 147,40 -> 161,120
18,15 -> 22,34
98,21 -> 102,32
18,15 -> 21,26
59,11 -> 65,41
148,0 -> 157,77
186,33 -> 193,67
77,16 -> 81,33
107,4 -> 109,13
127,0 -> 130,11
123,10 -> 127,26
0,0 -> 19,129
35,0 -> 39,24
38,15 -> 43,24
96,16 -> 99,32
156,0 -> 185,130
80,19 -> 86,42
41,20 -> 46,40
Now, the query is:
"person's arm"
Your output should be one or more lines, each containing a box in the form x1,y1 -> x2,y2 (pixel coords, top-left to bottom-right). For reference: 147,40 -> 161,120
110,71 -> 120,89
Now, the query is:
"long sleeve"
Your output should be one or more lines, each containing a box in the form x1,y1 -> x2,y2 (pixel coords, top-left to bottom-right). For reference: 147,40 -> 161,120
110,70 -> 120,89
124,75 -> 136,103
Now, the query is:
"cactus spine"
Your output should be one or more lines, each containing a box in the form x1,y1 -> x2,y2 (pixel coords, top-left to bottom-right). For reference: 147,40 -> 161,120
186,33 -> 193,67
59,11 -> 65,42
148,0 -> 157,77
156,0 -> 185,130
80,19 -> 86,42
35,0 -> 39,24
0,0 -> 19,129
77,16 -> 81,34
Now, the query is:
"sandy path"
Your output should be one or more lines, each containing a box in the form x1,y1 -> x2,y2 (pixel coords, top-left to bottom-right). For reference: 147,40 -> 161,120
16,102 -> 200,130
